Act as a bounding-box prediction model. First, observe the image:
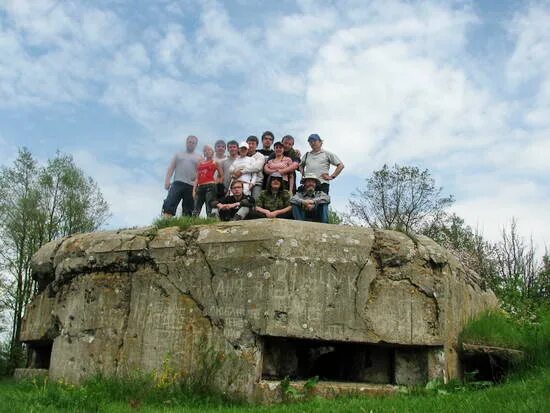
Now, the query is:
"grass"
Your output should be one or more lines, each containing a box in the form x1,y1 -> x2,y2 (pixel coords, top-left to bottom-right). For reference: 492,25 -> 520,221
1,310 -> 549,412
460,310 -> 530,349
1,367 -> 549,413
153,215 -> 219,230
460,306 -> 550,368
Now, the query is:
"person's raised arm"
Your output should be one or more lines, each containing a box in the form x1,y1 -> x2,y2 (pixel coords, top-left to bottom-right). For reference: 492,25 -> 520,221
323,163 -> 344,181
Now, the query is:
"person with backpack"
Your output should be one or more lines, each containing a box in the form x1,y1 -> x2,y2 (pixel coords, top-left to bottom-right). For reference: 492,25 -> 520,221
299,134 -> 344,194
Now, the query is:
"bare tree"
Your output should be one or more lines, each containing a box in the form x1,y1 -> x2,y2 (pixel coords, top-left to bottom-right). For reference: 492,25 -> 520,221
495,218 -> 541,297
347,164 -> 454,234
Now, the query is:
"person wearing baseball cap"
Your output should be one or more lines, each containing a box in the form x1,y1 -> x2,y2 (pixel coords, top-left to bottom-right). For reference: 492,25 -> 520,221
228,141 -> 256,195
299,134 -> 344,194
290,173 -> 331,223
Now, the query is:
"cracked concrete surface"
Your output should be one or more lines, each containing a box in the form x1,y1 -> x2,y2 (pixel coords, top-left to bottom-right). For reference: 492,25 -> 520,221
21,220 -> 498,399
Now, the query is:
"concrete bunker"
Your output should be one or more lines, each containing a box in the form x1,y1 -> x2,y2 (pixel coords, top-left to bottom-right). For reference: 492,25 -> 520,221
18,220 -> 499,401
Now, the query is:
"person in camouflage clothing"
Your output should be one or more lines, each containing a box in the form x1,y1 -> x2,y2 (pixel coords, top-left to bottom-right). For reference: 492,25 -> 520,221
249,172 -> 292,219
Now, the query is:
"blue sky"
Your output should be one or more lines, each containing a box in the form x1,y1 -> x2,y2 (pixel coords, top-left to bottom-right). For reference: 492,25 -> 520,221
1,0 -> 549,250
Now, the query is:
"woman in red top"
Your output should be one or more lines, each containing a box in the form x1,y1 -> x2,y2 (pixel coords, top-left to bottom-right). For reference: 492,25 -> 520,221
193,145 -> 223,217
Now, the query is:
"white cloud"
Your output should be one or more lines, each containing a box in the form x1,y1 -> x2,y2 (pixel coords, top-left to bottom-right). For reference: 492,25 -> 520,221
508,4 -> 550,129
302,3 -> 504,174
182,0 -> 257,77
0,0 -> 125,107
452,185 -> 550,252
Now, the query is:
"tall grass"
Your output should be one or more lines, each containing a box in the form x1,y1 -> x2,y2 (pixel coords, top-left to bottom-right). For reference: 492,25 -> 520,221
154,215 -> 219,230
1,374 -> 235,412
2,367 -> 549,412
460,306 -> 550,368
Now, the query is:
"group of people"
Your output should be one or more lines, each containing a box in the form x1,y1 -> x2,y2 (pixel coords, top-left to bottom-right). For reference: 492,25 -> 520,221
162,132 -> 344,223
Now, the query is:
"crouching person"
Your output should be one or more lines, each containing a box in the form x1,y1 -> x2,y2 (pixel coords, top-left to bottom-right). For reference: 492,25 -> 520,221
249,172 -> 292,219
216,181 -> 255,221
290,174 -> 330,223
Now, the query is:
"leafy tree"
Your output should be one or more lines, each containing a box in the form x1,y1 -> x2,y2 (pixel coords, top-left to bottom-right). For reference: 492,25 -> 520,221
328,208 -> 343,225
0,148 -> 110,373
428,213 -> 498,286
347,164 -> 454,234
38,152 -> 109,242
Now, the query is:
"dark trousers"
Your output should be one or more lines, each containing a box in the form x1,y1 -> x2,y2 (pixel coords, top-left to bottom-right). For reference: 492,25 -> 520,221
193,183 -> 217,217
162,181 -> 194,216
319,183 -> 330,194
292,204 -> 329,223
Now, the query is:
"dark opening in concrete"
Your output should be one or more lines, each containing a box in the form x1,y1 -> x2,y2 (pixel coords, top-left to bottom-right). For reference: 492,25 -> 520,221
462,353 -> 508,382
262,337 -> 393,383
461,343 -> 525,383
27,342 -> 53,369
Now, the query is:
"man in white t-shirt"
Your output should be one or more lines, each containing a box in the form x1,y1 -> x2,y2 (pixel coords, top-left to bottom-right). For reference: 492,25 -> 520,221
299,134 -> 344,194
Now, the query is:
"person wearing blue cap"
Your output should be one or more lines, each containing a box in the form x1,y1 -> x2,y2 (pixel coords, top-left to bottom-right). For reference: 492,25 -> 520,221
299,134 -> 344,194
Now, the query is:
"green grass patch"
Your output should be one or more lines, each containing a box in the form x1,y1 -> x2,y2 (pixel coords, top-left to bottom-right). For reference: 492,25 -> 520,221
0,374 -> 236,413
460,310 -> 529,349
153,215 -> 219,230
1,367 -> 549,413
460,306 -> 550,368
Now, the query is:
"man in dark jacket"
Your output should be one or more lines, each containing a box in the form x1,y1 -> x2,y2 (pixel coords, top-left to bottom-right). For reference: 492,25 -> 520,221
216,181 -> 255,221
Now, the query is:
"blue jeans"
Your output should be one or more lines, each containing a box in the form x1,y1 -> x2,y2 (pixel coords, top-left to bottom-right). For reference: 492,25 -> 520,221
292,203 -> 329,223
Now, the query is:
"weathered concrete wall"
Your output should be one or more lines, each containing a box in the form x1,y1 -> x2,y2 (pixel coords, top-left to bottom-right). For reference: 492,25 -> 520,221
21,220 -> 498,399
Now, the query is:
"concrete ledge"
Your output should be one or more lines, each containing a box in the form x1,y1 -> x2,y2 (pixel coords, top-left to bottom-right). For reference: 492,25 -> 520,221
13,368 -> 49,381
462,343 -> 525,361
255,379 -> 399,403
